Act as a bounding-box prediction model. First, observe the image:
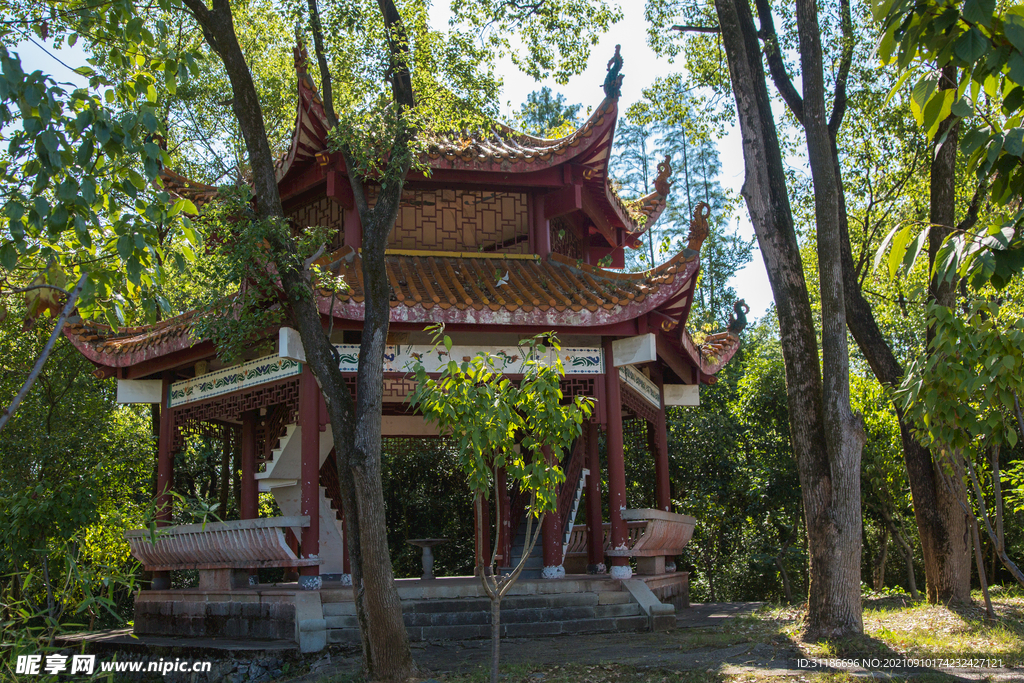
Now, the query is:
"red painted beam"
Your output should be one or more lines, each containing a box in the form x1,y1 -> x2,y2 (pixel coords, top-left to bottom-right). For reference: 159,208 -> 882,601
543,183 -> 582,220
326,169 -> 354,209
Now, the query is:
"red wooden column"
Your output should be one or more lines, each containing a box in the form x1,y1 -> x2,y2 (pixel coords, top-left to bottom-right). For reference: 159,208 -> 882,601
532,194 -> 551,258
584,419 -> 605,573
299,367 -> 322,589
240,410 -> 258,520
541,445 -> 563,578
650,364 -> 672,513
153,372 -> 176,590
603,338 -> 631,580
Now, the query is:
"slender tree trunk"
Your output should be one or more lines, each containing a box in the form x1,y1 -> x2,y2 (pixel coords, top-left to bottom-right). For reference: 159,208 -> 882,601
828,67 -> 972,604
715,0 -> 863,638
873,526 -> 889,591
970,515 -> 995,619
794,0 -> 866,636
179,1 -> 416,677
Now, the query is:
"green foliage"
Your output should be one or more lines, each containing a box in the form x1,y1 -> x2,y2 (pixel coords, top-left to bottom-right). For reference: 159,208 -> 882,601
514,87 -> 582,138
409,327 -> 593,517
190,185 -> 341,363
898,300 -> 1024,453
874,0 -> 1024,290
447,0 -> 622,85
0,302 -> 154,639
0,13 -> 202,325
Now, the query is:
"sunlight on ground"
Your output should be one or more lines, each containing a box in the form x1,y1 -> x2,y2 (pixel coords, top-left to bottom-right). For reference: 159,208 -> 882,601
427,590 -> 1023,683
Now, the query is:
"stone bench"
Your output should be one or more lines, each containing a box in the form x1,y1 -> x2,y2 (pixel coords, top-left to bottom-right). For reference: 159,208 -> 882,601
565,509 -> 696,575
126,516 -> 320,590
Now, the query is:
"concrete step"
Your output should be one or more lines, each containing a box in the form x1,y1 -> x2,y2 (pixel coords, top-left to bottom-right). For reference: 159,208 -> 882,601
596,591 -> 632,605
325,615 -> 358,629
322,602 -> 356,617
594,602 -> 642,618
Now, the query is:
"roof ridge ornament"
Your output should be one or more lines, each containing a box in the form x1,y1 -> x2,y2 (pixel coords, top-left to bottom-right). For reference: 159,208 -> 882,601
654,155 -> 673,196
687,202 -> 711,251
294,35 -> 309,74
603,44 -> 623,99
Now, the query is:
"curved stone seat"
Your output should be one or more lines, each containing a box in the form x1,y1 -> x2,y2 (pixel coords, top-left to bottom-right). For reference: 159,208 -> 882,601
126,516 -> 320,572
565,510 -> 696,575
606,509 -> 696,558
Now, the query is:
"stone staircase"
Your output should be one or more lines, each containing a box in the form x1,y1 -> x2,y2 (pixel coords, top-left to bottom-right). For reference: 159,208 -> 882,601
256,423 -> 346,575
510,467 -> 588,580
321,580 -> 646,644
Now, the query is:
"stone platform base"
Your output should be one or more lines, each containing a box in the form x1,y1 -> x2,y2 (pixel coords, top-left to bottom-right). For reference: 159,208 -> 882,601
131,573 -> 685,653
641,571 -> 689,609
134,587 -> 325,653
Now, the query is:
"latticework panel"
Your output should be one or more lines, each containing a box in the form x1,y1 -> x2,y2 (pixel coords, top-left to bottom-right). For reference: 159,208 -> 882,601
171,378 -> 300,451
551,215 -> 583,260
621,383 -> 658,425
560,377 -> 596,400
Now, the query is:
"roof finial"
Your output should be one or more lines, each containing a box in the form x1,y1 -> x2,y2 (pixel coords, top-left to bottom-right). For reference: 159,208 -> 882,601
654,154 -> 673,195
727,299 -> 750,335
294,32 -> 309,74
687,201 -> 711,252
603,45 -> 623,99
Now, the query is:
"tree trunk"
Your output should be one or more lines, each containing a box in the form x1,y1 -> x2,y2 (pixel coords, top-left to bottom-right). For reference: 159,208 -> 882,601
794,0 -> 865,637
179,1 -> 416,678
714,0 -> 862,638
829,89 -> 972,606
873,526 -> 889,591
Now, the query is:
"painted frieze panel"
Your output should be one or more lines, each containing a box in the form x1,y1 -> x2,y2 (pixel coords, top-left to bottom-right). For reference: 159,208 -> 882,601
619,364 -> 661,409
169,356 -> 302,408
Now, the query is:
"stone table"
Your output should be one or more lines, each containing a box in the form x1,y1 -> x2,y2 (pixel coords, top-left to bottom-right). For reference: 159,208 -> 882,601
406,539 -> 448,580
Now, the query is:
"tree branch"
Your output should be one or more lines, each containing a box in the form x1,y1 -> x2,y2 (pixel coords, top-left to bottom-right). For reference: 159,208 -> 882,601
0,273 -> 86,432
752,0 -> 804,124
377,0 -> 414,110
955,178 -> 988,234
828,0 -> 853,137
671,24 -> 721,33
307,0 -> 339,127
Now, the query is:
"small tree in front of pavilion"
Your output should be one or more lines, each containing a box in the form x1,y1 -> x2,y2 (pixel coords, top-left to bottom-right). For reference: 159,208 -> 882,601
409,325 -> 592,683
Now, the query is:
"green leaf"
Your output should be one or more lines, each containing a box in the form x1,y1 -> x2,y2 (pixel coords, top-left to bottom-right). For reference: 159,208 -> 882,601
1005,127 -> 1024,156
874,224 -> 901,274
1008,52 -> 1024,88
955,28 -> 989,64
888,224 -> 913,278
951,98 -> 974,118
1005,15 -> 1024,54
923,89 -> 956,138
0,242 -> 17,270
903,228 -> 929,272
962,0 -> 995,27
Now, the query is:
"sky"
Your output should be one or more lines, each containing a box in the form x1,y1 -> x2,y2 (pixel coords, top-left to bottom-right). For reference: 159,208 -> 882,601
13,0 -> 775,321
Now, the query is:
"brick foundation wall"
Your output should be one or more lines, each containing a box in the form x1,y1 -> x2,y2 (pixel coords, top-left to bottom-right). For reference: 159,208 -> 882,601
134,596 -> 296,641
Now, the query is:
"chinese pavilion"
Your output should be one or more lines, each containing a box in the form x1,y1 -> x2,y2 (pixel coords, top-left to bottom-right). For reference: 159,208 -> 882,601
63,46 -> 740,652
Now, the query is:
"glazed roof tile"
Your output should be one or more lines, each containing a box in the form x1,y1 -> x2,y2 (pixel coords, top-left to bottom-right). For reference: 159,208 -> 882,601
64,246 -> 735,376
318,248 -> 696,320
